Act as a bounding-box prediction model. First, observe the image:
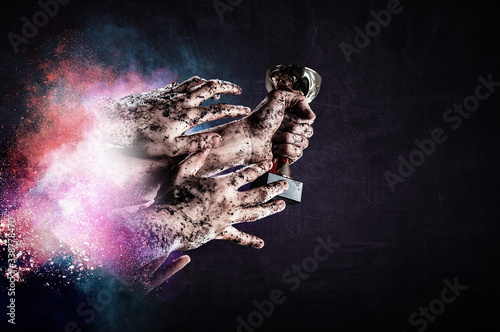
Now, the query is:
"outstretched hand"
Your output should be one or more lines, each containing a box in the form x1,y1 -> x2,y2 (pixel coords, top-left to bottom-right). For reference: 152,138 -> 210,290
143,149 -> 288,251
114,150 -> 288,293
102,76 -> 251,157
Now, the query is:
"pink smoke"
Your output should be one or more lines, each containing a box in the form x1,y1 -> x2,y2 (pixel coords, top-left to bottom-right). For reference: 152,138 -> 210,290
1,43 -> 179,279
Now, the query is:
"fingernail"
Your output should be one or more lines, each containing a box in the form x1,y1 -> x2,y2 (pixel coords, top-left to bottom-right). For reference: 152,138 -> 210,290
260,160 -> 272,169
173,255 -> 191,264
210,135 -> 221,147
253,240 -> 264,249
277,200 -> 286,210
282,181 -> 289,190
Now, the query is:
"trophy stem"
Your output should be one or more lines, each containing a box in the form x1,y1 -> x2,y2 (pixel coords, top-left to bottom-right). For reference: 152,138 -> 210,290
276,161 -> 291,178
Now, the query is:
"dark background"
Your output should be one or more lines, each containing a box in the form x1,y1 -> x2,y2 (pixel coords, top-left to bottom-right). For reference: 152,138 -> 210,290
1,0 -> 499,331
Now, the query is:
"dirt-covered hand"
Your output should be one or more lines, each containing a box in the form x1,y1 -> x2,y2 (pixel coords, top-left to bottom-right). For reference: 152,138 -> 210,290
99,76 -> 251,157
249,89 -> 316,164
195,89 -> 316,176
139,149 -> 288,252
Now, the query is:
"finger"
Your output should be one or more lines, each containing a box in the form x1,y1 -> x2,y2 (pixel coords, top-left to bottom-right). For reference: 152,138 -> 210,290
172,76 -> 207,93
288,95 -> 316,124
173,133 -> 221,156
272,144 -> 303,163
149,255 -> 191,290
178,148 -> 211,176
216,226 -> 264,249
185,80 -> 243,106
265,90 -> 315,124
239,180 -> 288,206
144,84 -> 177,100
230,160 -> 273,188
139,255 -> 168,278
272,131 -> 309,149
187,104 -> 251,126
280,122 -> 314,138
230,200 -> 286,223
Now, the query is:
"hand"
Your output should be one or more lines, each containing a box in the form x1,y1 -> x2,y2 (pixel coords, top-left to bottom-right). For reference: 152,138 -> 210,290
110,150 -> 287,293
248,89 -> 315,164
141,149 -> 288,252
100,76 -> 251,157
270,92 -> 315,163
195,89 -> 316,176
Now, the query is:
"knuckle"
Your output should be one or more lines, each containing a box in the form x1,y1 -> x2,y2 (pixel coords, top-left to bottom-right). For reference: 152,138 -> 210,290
310,111 -> 317,122
267,201 -> 280,213
246,167 -> 258,181
303,138 -> 309,148
295,145 -> 303,156
305,125 -> 314,137
254,164 -> 265,175
204,80 -> 217,90
291,123 -> 301,133
291,133 -> 302,145
287,145 -> 298,155
257,188 -> 269,202
268,89 -> 282,99
284,132 -> 294,143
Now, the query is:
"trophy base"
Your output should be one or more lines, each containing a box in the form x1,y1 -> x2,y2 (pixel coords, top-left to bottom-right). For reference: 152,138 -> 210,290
250,172 -> 303,205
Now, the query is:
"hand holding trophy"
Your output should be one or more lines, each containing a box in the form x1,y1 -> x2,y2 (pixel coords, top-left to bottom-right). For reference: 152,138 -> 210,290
251,64 -> 322,206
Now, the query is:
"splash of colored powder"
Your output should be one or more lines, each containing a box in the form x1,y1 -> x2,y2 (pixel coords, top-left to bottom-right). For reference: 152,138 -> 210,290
1,44 -> 179,281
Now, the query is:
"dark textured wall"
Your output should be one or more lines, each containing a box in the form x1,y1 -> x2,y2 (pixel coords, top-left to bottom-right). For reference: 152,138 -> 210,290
1,0 -> 499,331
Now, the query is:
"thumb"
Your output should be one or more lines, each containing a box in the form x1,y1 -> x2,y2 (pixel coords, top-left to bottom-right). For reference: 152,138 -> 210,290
287,94 -> 316,124
149,255 -> 191,290
178,148 -> 211,177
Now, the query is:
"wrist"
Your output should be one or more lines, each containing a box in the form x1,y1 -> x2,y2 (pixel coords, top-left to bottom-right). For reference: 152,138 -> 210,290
241,117 -> 258,165
114,205 -> 180,262
244,117 -> 273,164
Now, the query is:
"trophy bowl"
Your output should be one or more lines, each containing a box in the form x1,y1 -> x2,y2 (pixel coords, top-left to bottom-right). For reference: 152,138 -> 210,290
265,65 -> 322,103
